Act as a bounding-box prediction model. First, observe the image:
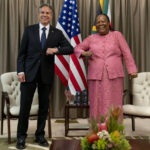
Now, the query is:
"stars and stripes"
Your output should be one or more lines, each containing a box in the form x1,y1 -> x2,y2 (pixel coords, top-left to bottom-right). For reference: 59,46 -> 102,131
55,0 -> 87,95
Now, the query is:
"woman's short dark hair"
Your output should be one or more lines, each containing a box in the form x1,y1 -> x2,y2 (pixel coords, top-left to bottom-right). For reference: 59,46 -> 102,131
96,13 -> 110,23
38,4 -> 53,13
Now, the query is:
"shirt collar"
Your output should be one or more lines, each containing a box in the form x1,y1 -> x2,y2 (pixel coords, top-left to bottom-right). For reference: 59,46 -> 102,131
39,23 -> 50,31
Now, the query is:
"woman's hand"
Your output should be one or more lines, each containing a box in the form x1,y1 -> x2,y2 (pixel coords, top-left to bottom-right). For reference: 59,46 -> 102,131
129,72 -> 138,79
81,51 -> 92,57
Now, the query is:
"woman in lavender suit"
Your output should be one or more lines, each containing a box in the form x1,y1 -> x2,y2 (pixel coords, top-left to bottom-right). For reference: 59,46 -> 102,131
74,14 -> 138,119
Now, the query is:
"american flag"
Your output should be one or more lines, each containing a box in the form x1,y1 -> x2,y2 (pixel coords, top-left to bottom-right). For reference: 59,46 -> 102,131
55,0 -> 87,95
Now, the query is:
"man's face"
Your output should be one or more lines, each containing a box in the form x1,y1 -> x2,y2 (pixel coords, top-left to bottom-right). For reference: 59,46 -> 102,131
39,6 -> 52,26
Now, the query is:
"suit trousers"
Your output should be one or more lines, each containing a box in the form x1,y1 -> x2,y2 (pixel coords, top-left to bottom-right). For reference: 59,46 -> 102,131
17,69 -> 51,138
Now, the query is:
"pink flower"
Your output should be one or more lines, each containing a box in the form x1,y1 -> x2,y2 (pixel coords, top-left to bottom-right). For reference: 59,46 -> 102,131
107,144 -> 113,148
98,122 -> 108,132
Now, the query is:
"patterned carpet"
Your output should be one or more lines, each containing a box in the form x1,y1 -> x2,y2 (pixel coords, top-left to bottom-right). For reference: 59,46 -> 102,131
0,137 -> 84,150
0,137 -> 51,150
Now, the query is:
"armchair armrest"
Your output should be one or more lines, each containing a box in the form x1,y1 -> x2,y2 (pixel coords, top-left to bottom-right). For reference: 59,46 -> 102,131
2,91 -> 11,115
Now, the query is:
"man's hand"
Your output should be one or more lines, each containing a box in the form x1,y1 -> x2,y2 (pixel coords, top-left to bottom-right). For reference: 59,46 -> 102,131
129,72 -> 138,79
46,48 -> 58,55
81,50 -> 92,57
18,73 -> 26,82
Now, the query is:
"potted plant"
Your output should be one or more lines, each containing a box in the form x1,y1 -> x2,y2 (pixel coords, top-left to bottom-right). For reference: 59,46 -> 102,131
81,107 -> 131,150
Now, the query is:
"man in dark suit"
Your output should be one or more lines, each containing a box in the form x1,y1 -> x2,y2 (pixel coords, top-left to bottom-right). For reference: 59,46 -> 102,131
16,4 -> 73,149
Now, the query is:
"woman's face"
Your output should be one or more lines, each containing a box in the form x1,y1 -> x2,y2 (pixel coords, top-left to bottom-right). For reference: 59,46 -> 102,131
96,15 -> 110,35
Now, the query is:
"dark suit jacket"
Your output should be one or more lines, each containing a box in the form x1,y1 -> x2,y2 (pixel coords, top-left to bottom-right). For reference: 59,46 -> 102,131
17,24 -> 73,84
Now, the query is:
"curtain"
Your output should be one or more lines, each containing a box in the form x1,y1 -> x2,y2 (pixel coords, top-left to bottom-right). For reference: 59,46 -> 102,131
111,0 -> 150,103
0,0 -> 149,118
111,0 -> 150,71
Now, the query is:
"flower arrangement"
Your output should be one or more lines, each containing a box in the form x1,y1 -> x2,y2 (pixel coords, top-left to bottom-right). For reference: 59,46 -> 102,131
81,107 -> 131,150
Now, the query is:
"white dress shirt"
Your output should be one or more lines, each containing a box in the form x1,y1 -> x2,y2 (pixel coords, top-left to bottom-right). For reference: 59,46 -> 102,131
39,23 -> 50,40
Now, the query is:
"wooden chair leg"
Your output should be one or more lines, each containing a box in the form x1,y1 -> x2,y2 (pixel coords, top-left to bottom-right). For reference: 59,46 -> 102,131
48,106 -> 52,138
7,115 -> 11,144
65,106 -> 67,136
1,93 -> 4,135
1,115 -> 4,135
65,106 -> 69,136
131,116 -> 135,131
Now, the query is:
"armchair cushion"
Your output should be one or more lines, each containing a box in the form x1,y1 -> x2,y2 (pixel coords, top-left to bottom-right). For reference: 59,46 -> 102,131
123,72 -> 150,116
123,105 -> 150,117
4,105 -> 38,116
1,72 -> 39,116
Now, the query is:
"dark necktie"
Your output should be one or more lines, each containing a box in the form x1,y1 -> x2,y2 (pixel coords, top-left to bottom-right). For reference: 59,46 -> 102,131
41,27 -> 47,49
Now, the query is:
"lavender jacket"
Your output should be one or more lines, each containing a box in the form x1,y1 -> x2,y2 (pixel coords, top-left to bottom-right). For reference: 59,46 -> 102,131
74,31 -> 137,80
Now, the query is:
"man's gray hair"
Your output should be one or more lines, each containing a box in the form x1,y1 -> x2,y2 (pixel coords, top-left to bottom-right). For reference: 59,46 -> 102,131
38,4 -> 53,13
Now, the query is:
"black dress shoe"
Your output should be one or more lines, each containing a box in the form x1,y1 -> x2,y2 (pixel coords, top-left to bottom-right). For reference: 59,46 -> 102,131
35,136 -> 49,147
16,137 -> 26,149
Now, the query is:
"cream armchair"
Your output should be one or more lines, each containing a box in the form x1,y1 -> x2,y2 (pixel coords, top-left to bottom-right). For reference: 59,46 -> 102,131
123,72 -> 150,131
0,72 -> 51,143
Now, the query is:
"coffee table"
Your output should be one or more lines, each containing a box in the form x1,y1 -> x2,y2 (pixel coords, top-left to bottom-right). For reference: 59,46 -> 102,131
50,139 -> 150,150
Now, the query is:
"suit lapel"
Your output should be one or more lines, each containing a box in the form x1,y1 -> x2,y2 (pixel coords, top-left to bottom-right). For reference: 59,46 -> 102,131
45,25 -> 55,47
34,24 -> 41,49
34,24 -> 55,49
